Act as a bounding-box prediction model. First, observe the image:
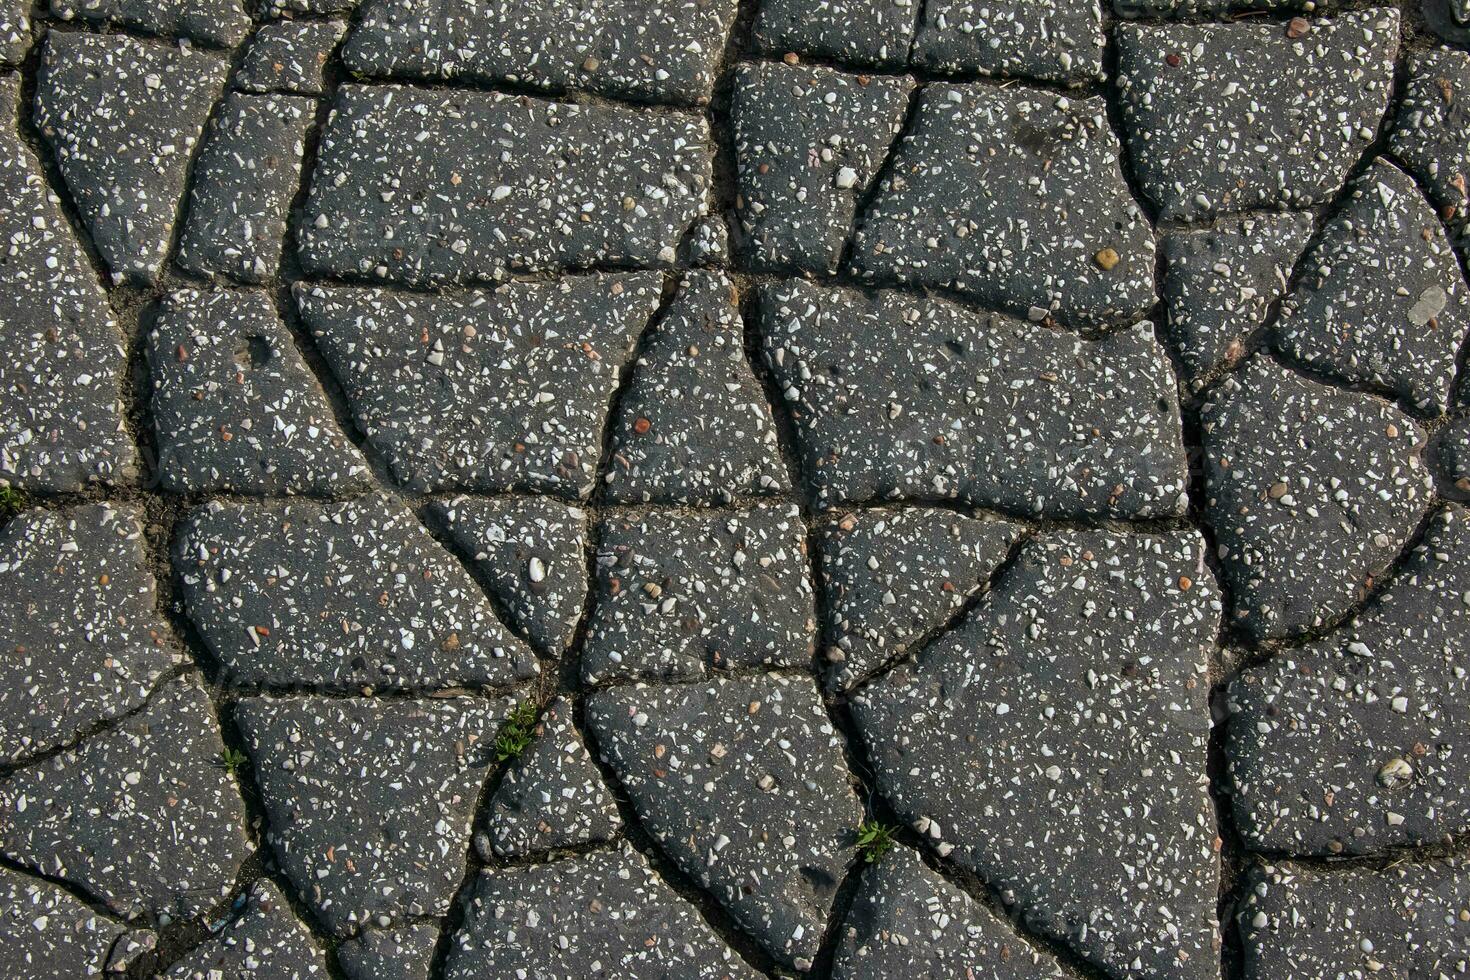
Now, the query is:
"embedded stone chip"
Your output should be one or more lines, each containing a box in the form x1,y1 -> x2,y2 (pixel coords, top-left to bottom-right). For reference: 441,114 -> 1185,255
0,2 -> 28,66
338,924 -> 439,980
760,280 -> 1189,518
236,20 -> 348,96
581,503 -> 815,685
444,845 -> 760,979
295,275 -> 662,495
586,675 -> 862,969
165,881 -> 327,979
174,493 -> 538,690
430,496 -> 589,654
177,92 -> 316,284
1228,506 -> 1470,855
0,504 -> 174,765
1200,356 -> 1431,640
852,528 -> 1222,979
820,507 -> 1021,690
1275,160 -> 1470,415
730,62 -> 914,274
1391,48 -> 1470,251
344,0 -> 739,104
297,84 -> 713,286
912,0 -> 1105,85
849,82 -> 1154,324
485,697 -> 622,859
147,290 -> 370,496
34,32 -> 229,282
605,271 -> 789,503
0,867 -> 139,979
49,0 -> 251,48
236,696 -> 515,935
0,676 -> 251,922
1115,9 -> 1399,219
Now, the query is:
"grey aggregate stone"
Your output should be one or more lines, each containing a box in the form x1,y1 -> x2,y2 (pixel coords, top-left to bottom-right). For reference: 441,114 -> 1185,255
0,676 -> 251,923
485,696 -> 622,859
174,493 -> 537,690
760,279 -> 1189,518
912,0 -> 1105,85
50,0 -> 251,48
0,504 -> 174,765
35,32 -> 229,283
166,881 -> 327,979
730,62 -> 913,275
1390,47 -> 1470,254
1115,10 -> 1398,220
605,271 -> 788,504
344,0 -> 738,105
852,528 -> 1221,979
1275,160 -> 1470,415
236,695 -> 513,935
580,503 -> 815,685
297,84 -> 712,286
0,79 -> 135,493
337,924 -> 438,980
1228,506 -> 1470,856
1238,860 -> 1470,979
1161,213 -> 1314,388
444,844 -> 759,979
430,496 -> 588,654
177,92 -> 315,284
819,507 -> 1021,691
296,275 -> 661,494
1200,356 -> 1431,640
680,214 -> 730,268
0,1 -> 28,66
849,83 -> 1156,325
237,20 -> 347,96
752,0 -> 920,67
833,847 -> 1066,980
0,866 -> 136,979
586,675 -> 861,969
147,289 -> 370,496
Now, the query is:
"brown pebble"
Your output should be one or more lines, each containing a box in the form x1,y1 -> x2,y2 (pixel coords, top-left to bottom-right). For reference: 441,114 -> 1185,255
1286,16 -> 1310,39
1094,247 -> 1120,271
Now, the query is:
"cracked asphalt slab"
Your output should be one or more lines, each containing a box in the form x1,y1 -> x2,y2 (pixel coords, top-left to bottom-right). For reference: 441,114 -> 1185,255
0,2 -> 1466,979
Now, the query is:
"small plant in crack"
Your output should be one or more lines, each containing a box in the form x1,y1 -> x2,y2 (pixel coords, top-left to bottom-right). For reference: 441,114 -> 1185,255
495,700 -> 540,762
855,819 -> 898,864
217,747 -> 250,777
0,486 -> 25,517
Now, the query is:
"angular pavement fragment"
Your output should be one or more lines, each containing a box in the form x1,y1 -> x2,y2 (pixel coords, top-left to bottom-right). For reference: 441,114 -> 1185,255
730,62 -> 913,275
852,528 -> 1221,979
0,676 -> 250,922
850,83 -> 1156,324
1228,506 -> 1470,855
912,0 -> 1105,85
1237,861 -> 1470,979
34,33 -> 229,283
485,697 -> 621,859
236,696 -> 512,935
177,92 -> 315,284
175,494 -> 537,690
298,85 -> 712,286
50,0 -> 251,47
0,2 -> 27,66
296,275 -> 661,495
445,845 -> 759,979
760,280 -> 1189,518
147,290 -> 370,496
166,881 -> 327,979
1115,10 -> 1398,220
344,0 -> 738,105
1161,213 -> 1314,388
236,20 -> 348,96
752,0 -> 920,67
833,847 -> 1067,979
429,496 -> 588,654
1276,161 -> 1470,415
338,924 -> 438,980
258,0 -> 357,15
0,79 -> 135,493
1391,49 -> 1470,250
605,271 -> 788,504
1201,357 -> 1431,640
587,676 -> 861,969
819,507 -> 1021,691
581,503 -> 815,685
0,866 -> 134,979
0,505 -> 173,765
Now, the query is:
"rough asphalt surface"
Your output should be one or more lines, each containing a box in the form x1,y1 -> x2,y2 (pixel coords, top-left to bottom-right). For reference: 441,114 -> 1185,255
0,1 -> 1467,978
